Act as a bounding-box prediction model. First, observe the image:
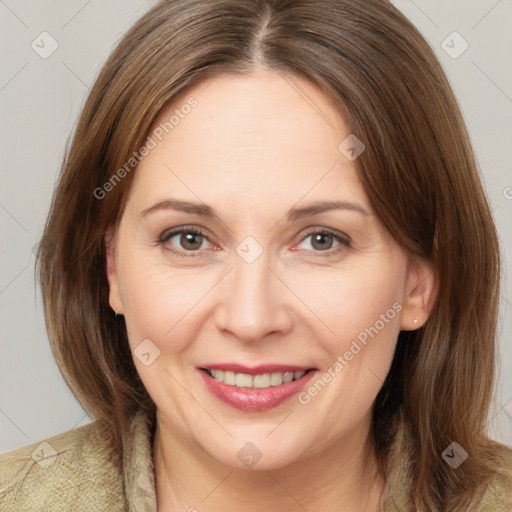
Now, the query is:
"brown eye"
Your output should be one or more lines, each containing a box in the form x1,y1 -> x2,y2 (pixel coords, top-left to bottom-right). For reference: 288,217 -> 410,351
310,232 -> 335,251
296,229 -> 350,256
178,232 -> 204,251
159,227 -> 212,256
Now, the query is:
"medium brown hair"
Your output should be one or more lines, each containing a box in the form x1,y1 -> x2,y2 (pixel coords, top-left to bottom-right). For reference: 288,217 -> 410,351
37,0 -> 508,508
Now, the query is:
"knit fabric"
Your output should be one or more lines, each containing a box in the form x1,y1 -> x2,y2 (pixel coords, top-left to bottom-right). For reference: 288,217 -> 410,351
1,409 -> 511,511
0,411 -> 156,511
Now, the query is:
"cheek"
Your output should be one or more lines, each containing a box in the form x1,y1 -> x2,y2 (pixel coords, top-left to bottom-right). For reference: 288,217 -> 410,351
117,248 -> 210,352
290,258 -> 405,359
291,262 -> 405,432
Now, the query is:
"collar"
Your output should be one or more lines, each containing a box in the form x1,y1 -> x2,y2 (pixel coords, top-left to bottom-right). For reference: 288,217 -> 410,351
122,410 -> 158,512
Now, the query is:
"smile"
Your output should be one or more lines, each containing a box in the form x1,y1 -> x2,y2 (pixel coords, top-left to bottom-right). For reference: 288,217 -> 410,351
204,368 -> 308,388
198,365 -> 317,411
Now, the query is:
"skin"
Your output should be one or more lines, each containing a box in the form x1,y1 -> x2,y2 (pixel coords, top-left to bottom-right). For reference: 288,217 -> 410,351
106,70 -> 435,512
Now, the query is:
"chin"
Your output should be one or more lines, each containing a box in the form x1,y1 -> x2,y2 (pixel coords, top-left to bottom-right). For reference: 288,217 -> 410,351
196,430 -> 310,472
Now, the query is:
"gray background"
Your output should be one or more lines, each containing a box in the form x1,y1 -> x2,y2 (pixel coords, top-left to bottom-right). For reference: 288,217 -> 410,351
1,0 -> 511,453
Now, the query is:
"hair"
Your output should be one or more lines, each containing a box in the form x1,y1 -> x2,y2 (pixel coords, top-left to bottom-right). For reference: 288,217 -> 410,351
36,0 -> 509,509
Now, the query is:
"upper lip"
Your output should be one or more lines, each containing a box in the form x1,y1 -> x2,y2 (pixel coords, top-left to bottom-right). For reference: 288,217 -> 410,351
199,363 -> 315,375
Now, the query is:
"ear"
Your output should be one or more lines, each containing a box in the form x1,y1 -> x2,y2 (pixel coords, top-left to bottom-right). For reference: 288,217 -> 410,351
400,255 -> 437,331
105,230 -> 124,315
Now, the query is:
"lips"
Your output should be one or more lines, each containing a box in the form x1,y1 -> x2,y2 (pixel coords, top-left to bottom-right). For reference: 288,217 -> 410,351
203,363 -> 312,375
197,363 -> 317,411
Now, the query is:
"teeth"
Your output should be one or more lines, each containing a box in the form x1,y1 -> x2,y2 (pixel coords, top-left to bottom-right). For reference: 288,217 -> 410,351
253,373 -> 270,388
270,372 -> 283,386
235,373 -> 253,388
283,371 -> 294,383
208,369 -> 308,389
224,371 -> 235,385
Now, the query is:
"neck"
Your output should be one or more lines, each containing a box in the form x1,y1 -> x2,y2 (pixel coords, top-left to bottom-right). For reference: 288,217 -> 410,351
153,411 -> 386,512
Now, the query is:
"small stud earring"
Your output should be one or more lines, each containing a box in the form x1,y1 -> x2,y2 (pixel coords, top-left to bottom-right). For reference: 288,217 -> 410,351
414,318 -> 418,324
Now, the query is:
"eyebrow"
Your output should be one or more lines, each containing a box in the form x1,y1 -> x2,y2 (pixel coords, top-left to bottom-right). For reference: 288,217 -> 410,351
140,199 -> 369,221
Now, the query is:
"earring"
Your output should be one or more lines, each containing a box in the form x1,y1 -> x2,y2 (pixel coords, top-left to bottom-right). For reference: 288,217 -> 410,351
413,318 -> 418,324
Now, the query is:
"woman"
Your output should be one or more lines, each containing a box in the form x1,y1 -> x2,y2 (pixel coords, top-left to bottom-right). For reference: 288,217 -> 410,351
1,0 -> 511,510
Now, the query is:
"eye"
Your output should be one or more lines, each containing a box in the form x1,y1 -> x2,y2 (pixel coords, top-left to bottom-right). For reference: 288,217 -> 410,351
295,229 -> 350,256
159,227 -> 213,257
158,226 -> 350,258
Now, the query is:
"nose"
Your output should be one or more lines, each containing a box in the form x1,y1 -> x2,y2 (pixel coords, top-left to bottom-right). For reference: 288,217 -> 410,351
213,248 -> 293,344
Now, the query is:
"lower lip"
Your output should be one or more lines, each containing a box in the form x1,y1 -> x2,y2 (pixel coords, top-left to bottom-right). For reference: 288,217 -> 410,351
198,369 -> 317,411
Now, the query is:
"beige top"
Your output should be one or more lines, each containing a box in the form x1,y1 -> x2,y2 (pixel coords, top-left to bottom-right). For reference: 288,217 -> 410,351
0,410 -> 511,511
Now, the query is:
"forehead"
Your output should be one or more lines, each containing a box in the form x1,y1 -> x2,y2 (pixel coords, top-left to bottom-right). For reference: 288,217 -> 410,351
129,71 -> 370,214
151,71 -> 346,157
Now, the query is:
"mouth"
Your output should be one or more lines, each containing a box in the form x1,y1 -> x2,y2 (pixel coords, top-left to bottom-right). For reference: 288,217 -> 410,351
201,368 -> 311,388
197,364 -> 317,411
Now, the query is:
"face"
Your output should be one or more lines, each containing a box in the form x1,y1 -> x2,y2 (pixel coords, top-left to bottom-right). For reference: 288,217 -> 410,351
107,70 -> 433,470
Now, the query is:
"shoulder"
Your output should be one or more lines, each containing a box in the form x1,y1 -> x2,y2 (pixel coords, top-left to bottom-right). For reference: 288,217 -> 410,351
477,442 -> 512,510
382,414 -> 512,511
0,420 -> 126,512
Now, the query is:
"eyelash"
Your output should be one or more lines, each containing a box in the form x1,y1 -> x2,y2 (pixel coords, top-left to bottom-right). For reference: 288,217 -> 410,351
158,225 -> 350,258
